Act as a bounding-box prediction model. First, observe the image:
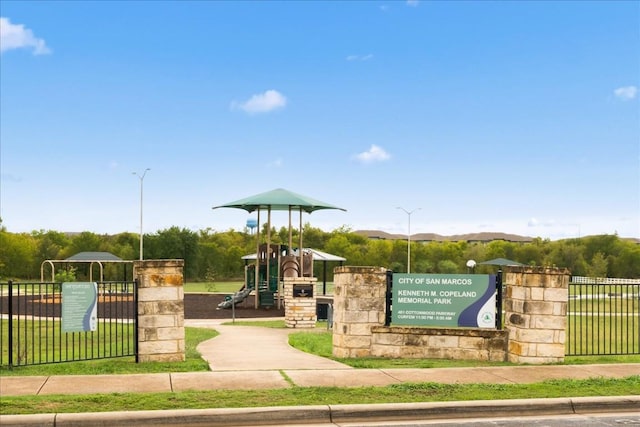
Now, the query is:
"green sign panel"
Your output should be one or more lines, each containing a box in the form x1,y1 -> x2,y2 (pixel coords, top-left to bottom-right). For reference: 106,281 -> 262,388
62,282 -> 98,333
392,274 -> 496,328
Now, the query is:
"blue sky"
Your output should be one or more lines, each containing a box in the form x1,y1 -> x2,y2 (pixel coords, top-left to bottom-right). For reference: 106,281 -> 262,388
1,1 -> 638,240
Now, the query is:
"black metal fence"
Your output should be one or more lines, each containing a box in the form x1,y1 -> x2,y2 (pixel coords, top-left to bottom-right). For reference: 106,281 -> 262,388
567,277 -> 640,356
0,280 -> 138,367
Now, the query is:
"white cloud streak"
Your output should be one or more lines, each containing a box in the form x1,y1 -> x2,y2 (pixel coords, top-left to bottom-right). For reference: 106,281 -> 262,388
354,145 -> 391,164
231,89 -> 287,114
613,86 -> 638,101
528,217 -> 555,227
407,0 -> 420,7
0,17 -> 51,55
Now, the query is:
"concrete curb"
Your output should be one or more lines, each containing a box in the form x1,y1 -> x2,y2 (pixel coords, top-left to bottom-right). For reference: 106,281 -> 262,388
1,396 -> 638,427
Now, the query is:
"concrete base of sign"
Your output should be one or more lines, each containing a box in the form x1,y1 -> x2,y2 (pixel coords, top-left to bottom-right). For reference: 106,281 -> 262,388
371,326 -> 508,361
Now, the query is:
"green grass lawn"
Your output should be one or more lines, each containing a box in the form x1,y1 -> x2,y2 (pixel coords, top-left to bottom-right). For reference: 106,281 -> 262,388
183,281 -> 244,293
2,376 -> 638,415
0,327 -> 217,376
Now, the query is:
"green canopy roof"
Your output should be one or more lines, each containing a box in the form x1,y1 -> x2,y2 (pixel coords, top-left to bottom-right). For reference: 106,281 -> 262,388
65,252 -> 124,262
212,188 -> 345,214
479,258 -> 524,266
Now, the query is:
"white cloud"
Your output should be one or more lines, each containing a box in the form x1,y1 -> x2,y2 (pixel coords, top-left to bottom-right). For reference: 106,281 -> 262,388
613,86 -> 638,101
407,0 -> 420,7
354,145 -> 391,164
231,89 -> 287,114
346,54 -> 373,62
0,17 -> 51,55
528,217 -> 556,228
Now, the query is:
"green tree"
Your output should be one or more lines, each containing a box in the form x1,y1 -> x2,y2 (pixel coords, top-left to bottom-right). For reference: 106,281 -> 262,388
145,227 -> 200,279
364,240 -> 393,269
436,259 -> 460,274
484,240 -> 517,261
63,232 -> 105,259
586,252 -> 609,277
545,241 -> 587,275
301,224 -> 328,249
514,239 -> 547,267
610,243 -> 640,278
0,231 -> 37,279
32,230 -> 70,263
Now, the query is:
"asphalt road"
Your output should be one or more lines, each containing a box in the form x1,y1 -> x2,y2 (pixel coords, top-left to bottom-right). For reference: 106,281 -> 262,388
322,413 -> 640,426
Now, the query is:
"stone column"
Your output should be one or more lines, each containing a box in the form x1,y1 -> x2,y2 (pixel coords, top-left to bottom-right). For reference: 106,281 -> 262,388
503,266 -> 570,364
284,277 -> 317,328
134,259 -> 185,362
332,266 -> 388,358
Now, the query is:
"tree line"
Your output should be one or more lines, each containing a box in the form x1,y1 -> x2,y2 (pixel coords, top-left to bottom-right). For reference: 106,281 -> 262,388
1,223 -> 639,282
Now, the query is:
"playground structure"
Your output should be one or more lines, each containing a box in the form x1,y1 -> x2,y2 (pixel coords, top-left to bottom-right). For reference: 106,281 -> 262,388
41,251 -> 134,283
217,243 -> 314,310
213,188 -> 346,310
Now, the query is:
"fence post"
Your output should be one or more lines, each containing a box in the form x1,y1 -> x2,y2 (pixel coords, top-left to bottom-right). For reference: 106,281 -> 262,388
495,270 -> 503,330
503,266 -> 570,364
8,280 -> 13,368
385,270 -> 393,327
134,278 -> 139,363
134,259 -> 185,363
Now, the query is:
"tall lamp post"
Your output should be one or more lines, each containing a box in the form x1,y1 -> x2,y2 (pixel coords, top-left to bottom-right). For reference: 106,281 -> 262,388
396,207 -> 420,273
133,168 -> 150,260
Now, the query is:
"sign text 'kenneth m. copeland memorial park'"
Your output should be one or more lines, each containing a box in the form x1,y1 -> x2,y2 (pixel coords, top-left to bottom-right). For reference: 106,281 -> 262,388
392,274 -> 497,328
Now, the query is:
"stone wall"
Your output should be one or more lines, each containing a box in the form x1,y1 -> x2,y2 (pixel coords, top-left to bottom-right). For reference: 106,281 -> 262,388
332,266 -> 388,357
284,277 -> 317,328
371,326 -> 508,361
134,259 -> 185,363
503,266 -> 570,364
332,265 -> 570,364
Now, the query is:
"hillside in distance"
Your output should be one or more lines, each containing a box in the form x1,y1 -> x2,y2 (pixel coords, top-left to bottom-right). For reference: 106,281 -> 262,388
354,230 -> 640,244
356,230 -> 536,243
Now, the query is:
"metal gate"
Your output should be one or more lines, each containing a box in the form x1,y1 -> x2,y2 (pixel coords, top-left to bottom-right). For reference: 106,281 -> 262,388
0,280 -> 138,367
567,276 -> 640,356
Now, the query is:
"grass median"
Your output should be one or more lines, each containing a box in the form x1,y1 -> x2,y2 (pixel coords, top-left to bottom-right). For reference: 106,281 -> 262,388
2,376 -> 639,415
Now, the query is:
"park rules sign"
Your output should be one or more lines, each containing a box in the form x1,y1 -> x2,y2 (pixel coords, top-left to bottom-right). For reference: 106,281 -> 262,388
392,274 -> 496,328
62,282 -> 98,333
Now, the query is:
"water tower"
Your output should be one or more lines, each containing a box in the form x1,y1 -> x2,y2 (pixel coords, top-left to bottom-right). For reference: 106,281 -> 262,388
246,218 -> 258,234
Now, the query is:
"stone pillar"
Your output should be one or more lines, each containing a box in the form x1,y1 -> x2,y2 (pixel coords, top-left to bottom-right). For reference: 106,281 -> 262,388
134,259 -> 185,362
284,277 -> 317,328
332,266 -> 388,358
503,266 -> 570,364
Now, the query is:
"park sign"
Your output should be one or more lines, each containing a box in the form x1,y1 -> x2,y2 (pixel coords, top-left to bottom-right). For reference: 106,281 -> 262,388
61,282 -> 98,333
392,274 -> 496,328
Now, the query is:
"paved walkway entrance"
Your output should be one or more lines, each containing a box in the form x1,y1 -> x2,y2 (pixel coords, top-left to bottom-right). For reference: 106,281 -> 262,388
186,319 -> 351,371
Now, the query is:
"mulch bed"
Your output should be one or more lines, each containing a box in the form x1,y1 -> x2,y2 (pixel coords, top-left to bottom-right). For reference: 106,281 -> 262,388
0,293 -> 284,320
184,293 -> 284,319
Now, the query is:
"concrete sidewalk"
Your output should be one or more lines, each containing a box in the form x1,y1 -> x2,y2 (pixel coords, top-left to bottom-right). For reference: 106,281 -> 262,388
2,363 -> 640,396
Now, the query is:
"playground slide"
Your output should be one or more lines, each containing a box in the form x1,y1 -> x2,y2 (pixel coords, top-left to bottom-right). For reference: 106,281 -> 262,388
217,286 -> 252,309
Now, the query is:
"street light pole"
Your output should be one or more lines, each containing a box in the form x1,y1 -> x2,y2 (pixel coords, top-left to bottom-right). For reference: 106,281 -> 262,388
133,169 -> 150,261
396,207 -> 420,273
